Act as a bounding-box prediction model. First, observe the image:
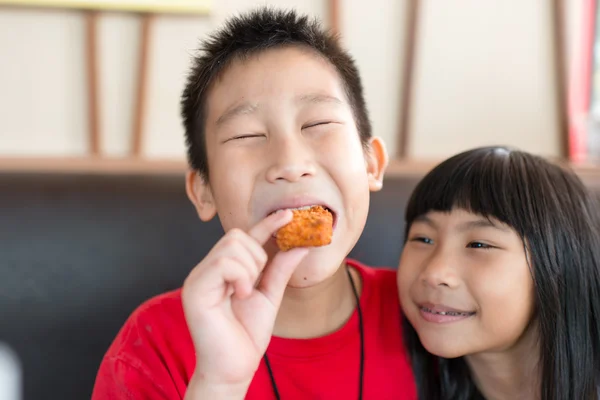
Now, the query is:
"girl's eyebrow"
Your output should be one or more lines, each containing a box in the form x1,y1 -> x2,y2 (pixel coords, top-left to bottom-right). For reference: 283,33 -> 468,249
412,214 -> 438,229
413,214 -> 510,233
456,218 -> 510,233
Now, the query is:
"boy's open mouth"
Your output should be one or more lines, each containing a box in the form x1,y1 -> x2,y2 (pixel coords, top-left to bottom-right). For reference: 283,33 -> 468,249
270,205 -> 336,225
268,204 -> 337,235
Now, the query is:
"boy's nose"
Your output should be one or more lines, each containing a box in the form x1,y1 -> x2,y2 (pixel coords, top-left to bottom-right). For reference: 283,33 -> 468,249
265,137 -> 317,183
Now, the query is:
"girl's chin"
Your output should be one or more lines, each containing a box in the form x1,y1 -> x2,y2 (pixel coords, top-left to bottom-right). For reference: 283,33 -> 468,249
418,335 -> 469,359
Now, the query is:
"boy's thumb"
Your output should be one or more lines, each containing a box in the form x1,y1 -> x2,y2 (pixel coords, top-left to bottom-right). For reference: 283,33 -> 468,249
256,248 -> 309,307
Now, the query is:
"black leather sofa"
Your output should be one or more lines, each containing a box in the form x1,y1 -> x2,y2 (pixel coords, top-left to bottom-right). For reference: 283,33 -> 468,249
0,171 -> 421,400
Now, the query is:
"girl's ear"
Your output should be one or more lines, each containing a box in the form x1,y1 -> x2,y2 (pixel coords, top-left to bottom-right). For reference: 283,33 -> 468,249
366,136 -> 388,191
185,170 -> 217,221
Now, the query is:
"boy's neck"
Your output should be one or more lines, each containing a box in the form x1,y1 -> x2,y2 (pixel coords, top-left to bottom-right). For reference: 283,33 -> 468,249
465,322 -> 540,400
272,262 -> 362,339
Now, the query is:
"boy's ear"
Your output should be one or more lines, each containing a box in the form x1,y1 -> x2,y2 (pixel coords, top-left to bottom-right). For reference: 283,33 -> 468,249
185,170 -> 217,221
366,136 -> 388,192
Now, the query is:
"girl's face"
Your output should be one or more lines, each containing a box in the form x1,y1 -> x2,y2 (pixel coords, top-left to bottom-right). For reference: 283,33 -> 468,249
398,208 -> 535,358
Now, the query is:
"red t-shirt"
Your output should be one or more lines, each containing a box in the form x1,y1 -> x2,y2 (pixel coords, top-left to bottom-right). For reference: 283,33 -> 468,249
92,259 -> 416,399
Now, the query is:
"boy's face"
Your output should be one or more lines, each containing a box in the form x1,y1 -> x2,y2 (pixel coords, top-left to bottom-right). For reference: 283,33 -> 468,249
187,46 -> 387,287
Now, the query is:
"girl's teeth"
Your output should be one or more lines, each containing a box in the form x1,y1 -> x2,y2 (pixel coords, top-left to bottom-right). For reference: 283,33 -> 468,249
423,307 -> 470,316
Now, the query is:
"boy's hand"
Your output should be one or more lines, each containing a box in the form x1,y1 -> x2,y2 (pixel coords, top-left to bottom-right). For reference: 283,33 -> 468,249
182,210 -> 309,398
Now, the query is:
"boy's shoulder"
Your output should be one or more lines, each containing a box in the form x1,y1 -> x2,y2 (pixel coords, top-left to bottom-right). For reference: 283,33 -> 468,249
109,288 -> 190,355
105,287 -> 193,356
113,259 -> 397,340
93,261 -> 402,398
108,259 -> 398,357
120,287 -> 186,330
101,260 -> 397,358
92,288 -> 194,398
126,259 -> 397,324
347,258 -> 399,310
347,258 -> 397,288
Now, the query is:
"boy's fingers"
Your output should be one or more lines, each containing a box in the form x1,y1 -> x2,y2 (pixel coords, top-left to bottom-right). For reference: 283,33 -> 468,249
233,232 -> 269,268
247,210 -> 293,245
257,248 -> 309,306
183,258 -> 253,310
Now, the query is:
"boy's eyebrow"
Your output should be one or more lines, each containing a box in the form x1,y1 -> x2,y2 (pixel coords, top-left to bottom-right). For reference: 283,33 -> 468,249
296,93 -> 343,106
215,102 -> 259,127
214,94 -> 341,127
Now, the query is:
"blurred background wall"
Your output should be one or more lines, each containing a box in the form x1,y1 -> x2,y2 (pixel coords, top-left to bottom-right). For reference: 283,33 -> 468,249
0,0 -> 592,166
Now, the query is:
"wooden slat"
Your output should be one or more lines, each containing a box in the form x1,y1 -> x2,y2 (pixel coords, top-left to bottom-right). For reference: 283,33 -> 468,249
131,13 -> 153,157
387,158 -> 600,189
551,0 -> 570,159
396,0 -> 420,159
2,157 -> 600,187
0,157 -> 187,175
0,157 -> 431,176
329,0 -> 341,35
85,11 -> 101,156
0,0 -> 211,15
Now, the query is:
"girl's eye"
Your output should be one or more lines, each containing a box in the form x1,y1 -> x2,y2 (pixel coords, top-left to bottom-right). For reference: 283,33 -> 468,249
410,236 -> 433,245
467,242 -> 493,250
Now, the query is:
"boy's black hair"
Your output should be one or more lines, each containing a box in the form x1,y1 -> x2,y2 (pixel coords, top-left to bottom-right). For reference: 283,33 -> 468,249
402,146 -> 600,399
181,7 -> 371,180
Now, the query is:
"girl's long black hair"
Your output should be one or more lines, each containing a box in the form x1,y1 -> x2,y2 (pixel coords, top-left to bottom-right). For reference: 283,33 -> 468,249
402,147 -> 600,399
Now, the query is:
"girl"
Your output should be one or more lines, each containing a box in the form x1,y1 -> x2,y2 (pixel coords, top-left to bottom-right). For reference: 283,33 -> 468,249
397,146 -> 600,399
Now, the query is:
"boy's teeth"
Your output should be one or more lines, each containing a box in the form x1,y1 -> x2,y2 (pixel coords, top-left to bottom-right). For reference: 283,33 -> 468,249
270,206 -> 316,216
289,205 -> 315,211
273,205 -> 318,213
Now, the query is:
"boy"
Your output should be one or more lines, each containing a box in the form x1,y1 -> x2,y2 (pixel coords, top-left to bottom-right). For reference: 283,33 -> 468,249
92,7 -> 415,399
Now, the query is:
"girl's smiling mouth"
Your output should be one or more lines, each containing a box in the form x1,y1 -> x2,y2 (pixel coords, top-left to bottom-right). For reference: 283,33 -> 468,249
418,303 -> 476,323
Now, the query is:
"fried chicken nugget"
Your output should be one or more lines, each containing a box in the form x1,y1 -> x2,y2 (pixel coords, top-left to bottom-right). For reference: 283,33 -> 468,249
276,205 -> 333,251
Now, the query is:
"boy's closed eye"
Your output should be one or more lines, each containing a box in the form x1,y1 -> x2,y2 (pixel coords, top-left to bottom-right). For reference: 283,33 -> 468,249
222,120 -> 341,143
302,120 -> 337,130
223,134 -> 266,143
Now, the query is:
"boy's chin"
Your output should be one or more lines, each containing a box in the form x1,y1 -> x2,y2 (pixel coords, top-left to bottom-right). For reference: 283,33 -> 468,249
285,249 -> 344,288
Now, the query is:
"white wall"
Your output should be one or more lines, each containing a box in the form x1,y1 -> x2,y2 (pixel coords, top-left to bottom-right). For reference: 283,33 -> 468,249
0,8 -> 89,156
0,0 -> 568,160
408,0 -> 561,159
